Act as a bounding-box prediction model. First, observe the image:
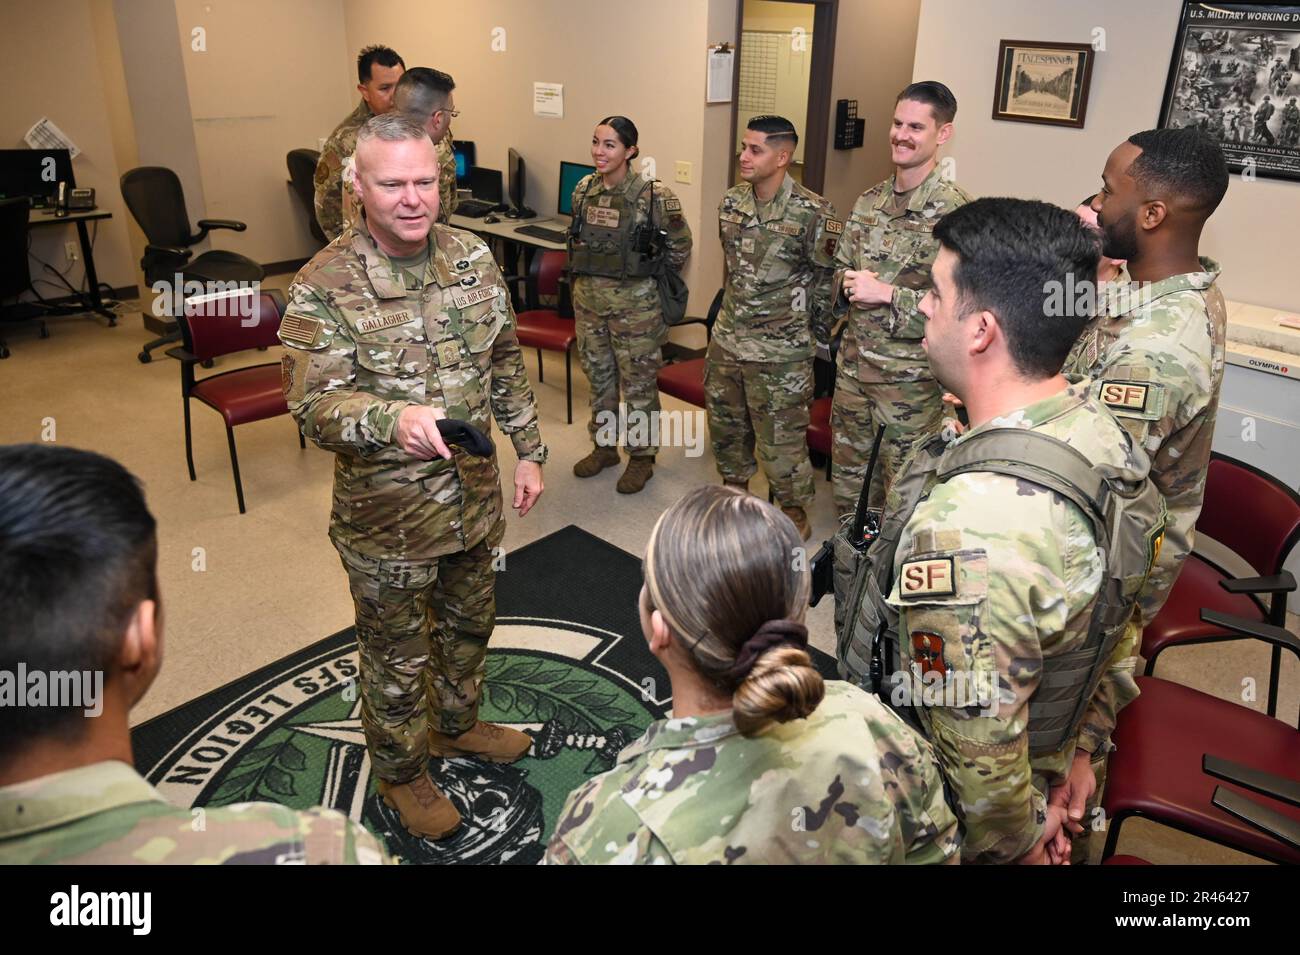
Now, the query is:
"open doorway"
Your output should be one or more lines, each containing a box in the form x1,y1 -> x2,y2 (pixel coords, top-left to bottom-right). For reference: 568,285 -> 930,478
730,0 -> 839,192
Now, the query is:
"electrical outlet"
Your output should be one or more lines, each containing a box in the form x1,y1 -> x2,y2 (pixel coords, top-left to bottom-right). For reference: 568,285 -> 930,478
675,161 -> 692,184
65,241 -> 79,263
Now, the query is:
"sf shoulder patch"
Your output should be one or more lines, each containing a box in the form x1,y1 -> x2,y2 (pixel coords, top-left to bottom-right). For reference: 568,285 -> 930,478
825,218 -> 844,235
1096,378 -> 1165,420
899,556 -> 957,600
279,313 -> 325,349
1099,380 -> 1150,412
663,198 -> 682,213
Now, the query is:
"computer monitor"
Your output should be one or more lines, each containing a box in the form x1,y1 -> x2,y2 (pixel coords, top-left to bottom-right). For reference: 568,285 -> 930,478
0,148 -> 75,204
505,147 -> 535,218
557,161 -> 597,217
468,166 -> 503,204
452,140 -> 476,186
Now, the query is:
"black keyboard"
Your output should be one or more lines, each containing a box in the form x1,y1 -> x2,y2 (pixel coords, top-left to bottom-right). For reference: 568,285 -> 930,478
456,199 -> 499,218
514,224 -> 568,244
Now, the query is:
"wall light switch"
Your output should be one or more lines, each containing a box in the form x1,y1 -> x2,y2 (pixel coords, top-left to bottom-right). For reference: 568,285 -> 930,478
675,161 -> 692,184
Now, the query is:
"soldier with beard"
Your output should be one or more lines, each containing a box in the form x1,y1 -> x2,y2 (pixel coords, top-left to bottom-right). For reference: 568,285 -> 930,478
1056,126 -> 1228,859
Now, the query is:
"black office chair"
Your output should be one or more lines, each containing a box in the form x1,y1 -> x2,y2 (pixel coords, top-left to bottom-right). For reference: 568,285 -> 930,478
0,196 -> 48,359
120,166 -> 264,364
287,148 -> 327,246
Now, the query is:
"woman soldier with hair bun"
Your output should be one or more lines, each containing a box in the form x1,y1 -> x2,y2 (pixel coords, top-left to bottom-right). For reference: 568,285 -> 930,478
543,485 -> 960,865
568,116 -> 693,494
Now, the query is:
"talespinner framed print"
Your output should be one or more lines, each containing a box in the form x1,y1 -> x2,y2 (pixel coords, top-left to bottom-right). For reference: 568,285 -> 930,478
992,40 -> 1095,128
1160,1 -> 1300,182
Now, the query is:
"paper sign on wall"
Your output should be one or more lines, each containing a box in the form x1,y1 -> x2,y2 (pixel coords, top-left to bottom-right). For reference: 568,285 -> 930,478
533,82 -> 564,118
707,47 -> 734,104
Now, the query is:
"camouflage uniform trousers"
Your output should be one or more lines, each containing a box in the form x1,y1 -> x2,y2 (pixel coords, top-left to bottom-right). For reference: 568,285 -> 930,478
575,300 -> 666,457
334,517 -> 506,783
831,371 -> 945,519
704,339 -> 814,508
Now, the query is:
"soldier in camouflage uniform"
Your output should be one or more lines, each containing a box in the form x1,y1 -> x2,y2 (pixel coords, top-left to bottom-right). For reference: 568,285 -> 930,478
0,444 -> 387,865
1280,97 -> 1300,148
570,117 -> 693,494
544,486 -> 959,865
708,115 -> 840,539
832,82 -> 970,522
314,45 -> 405,240
1,765 -> 386,864
851,199 -> 1165,864
1053,128 -> 1229,859
281,114 -> 548,841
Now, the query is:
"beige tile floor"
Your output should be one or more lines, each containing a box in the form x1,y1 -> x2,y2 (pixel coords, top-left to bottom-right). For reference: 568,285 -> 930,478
1,281 -> 1295,865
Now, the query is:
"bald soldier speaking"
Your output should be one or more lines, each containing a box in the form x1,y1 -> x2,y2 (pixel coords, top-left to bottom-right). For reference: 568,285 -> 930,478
279,113 -> 547,841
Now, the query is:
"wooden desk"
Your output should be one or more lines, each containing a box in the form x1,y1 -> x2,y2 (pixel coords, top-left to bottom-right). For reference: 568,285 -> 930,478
27,207 -> 117,323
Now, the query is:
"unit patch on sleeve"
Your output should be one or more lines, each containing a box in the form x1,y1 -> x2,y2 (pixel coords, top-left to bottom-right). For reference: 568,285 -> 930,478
898,556 -> 957,600
1099,381 -> 1150,413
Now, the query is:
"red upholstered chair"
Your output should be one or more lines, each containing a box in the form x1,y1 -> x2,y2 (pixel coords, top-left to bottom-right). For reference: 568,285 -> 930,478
508,250 -> 576,423
1142,452 -> 1300,717
656,289 -> 723,410
807,396 -> 833,480
170,288 -> 303,513
1101,675 -> 1300,865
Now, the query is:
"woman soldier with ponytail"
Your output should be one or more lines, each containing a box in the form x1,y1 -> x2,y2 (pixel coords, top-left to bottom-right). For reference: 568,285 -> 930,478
543,486 -> 960,865
568,116 -> 693,494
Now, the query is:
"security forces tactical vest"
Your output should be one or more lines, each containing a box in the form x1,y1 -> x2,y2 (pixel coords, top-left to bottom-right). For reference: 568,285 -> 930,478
837,427 -> 1165,757
568,175 -> 660,280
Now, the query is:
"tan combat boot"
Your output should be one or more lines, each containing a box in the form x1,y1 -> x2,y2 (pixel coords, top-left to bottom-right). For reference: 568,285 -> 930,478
377,774 -> 461,840
616,456 -> 655,494
573,445 -> 620,478
781,505 -> 812,541
428,720 -> 532,763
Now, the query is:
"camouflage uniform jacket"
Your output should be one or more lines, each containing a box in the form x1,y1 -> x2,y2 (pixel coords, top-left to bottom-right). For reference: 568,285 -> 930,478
542,681 -> 960,865
0,761 -> 388,864
569,171 -> 693,314
436,132 -> 458,223
314,100 -> 373,241
714,173 -> 841,363
885,382 -> 1146,864
834,165 -> 970,383
279,217 -> 546,561
1065,259 -> 1226,632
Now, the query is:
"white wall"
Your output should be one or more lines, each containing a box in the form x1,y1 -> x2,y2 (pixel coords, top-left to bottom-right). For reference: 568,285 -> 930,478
914,0 -> 1300,312
173,0 -> 353,264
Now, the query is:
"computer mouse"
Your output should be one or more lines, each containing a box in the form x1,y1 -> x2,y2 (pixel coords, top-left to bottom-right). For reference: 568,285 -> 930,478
484,215 -> 501,223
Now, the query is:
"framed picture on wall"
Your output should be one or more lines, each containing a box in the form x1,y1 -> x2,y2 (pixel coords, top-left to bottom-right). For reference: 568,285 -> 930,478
1159,1 -> 1300,183
991,40 -> 1095,128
